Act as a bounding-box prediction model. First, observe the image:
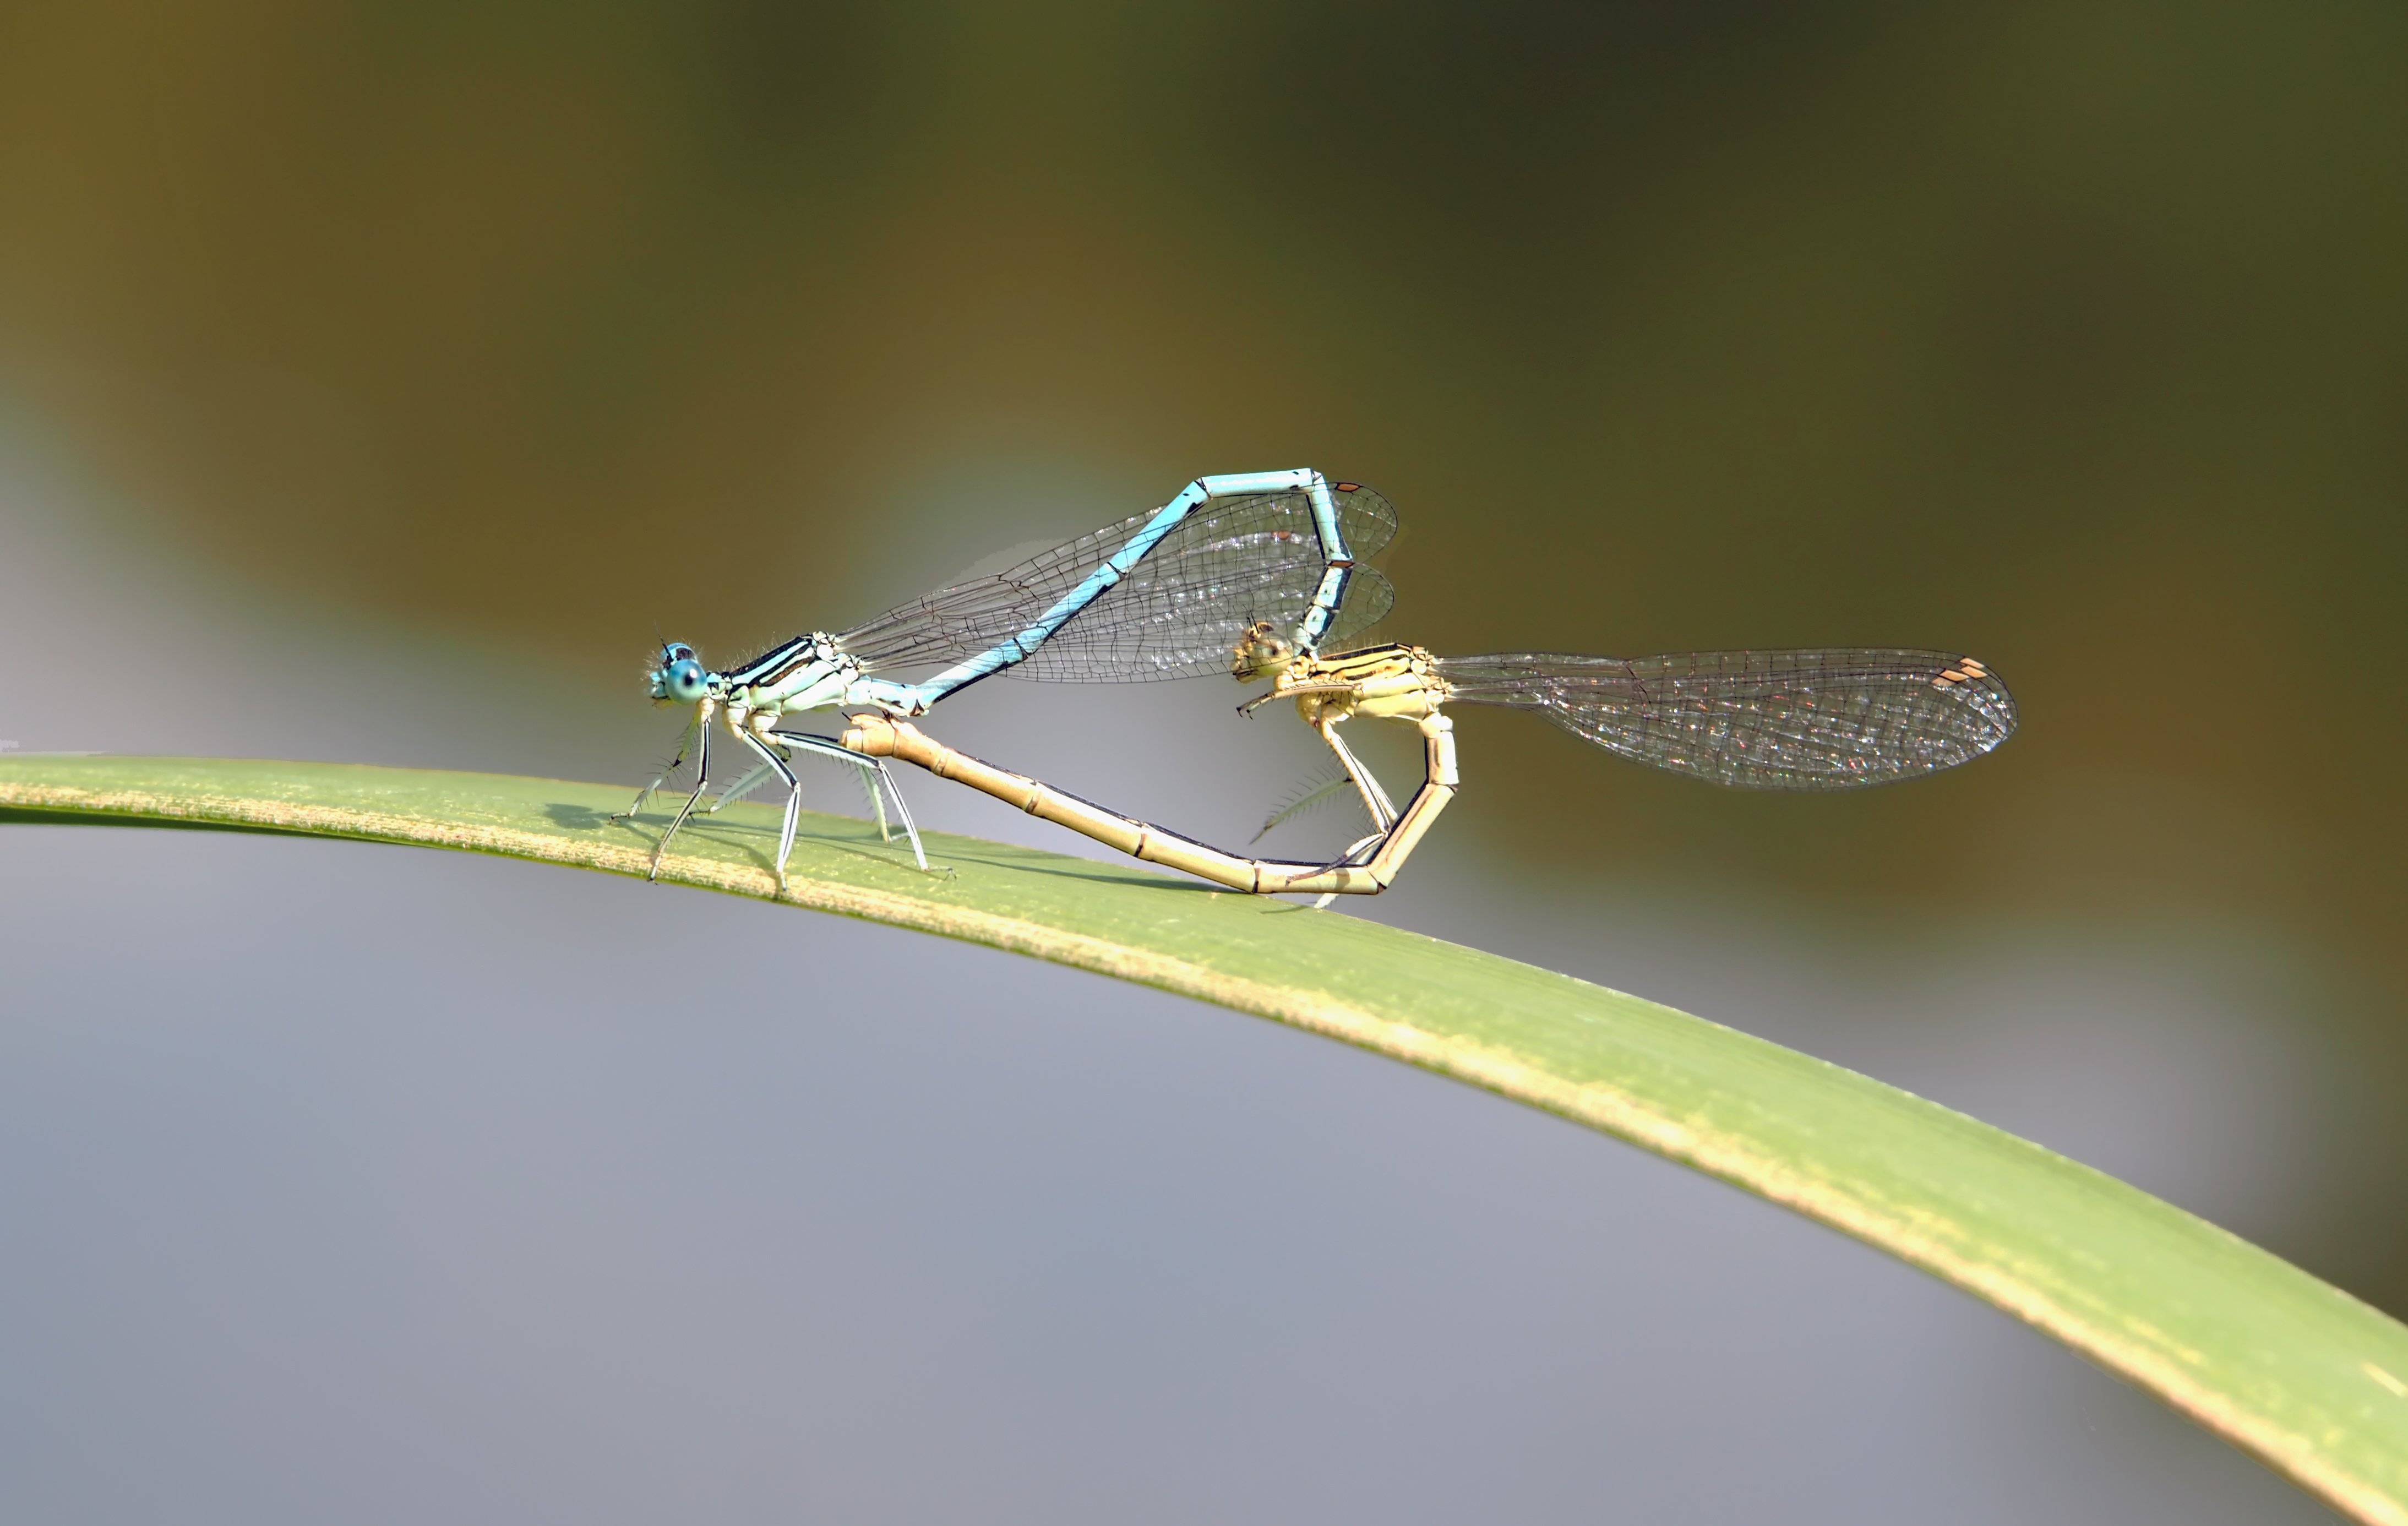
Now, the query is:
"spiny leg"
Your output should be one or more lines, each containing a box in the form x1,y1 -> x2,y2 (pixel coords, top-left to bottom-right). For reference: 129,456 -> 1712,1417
732,727 -> 805,891
644,711 -> 713,881
1249,713 -> 1392,851
714,740 -> 912,860
726,737 -> 890,839
1317,717 -> 1398,832
869,756 -> 930,871
1309,711 -> 1459,906
849,759 -> 892,840
767,730 -> 933,872
611,713 -> 699,825
1293,716 -> 1410,906
705,759 -> 776,814
1252,775 -> 1355,844
855,759 -> 939,869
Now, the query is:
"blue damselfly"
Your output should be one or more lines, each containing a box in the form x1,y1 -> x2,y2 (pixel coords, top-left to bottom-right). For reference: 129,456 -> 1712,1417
618,470 -> 1396,888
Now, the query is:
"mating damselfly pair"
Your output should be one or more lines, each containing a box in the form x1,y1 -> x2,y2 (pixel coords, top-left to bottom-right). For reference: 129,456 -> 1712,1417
615,468 -> 2017,898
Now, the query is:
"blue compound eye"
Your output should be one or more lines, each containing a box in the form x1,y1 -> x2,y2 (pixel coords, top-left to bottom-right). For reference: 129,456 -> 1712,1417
665,659 -> 706,700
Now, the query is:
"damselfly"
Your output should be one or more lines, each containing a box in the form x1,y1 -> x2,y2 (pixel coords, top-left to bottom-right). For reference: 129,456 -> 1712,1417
616,470 -> 1397,889
1233,625 -> 2018,790
843,626 -> 2017,902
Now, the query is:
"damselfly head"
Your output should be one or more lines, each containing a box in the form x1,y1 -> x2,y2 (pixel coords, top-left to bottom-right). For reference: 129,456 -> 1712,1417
1230,620 -> 1297,683
647,642 -> 711,705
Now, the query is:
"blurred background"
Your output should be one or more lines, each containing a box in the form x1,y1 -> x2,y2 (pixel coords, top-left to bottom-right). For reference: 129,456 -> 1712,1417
2,2 -> 2401,1519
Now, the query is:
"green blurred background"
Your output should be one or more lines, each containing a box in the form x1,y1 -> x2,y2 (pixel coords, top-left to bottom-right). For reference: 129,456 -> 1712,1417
4,1 -> 2404,1300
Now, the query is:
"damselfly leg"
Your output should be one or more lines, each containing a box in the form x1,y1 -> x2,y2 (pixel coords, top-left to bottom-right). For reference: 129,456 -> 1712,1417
1264,715 -> 1402,905
746,728 -> 931,883
1314,714 -> 1399,833
803,734 -> 929,873
726,721 -> 807,892
608,698 -> 716,882
610,710 -> 698,827
710,733 -> 926,862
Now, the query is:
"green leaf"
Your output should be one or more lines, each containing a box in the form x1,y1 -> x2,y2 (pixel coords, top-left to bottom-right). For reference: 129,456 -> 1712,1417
6,753 -> 2406,1523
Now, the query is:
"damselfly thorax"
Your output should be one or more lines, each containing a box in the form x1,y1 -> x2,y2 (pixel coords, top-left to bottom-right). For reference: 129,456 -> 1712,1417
1230,622 -> 1450,727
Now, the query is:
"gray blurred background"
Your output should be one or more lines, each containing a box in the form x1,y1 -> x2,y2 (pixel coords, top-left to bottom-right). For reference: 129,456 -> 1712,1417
2,3 -> 2399,1519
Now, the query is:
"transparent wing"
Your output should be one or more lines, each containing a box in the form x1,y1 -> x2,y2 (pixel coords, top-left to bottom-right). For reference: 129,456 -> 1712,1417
841,485 -> 1397,682
1435,648 -> 2017,790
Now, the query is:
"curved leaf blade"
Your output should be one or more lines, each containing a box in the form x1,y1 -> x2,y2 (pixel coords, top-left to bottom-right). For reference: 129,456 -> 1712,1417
4,753 -> 2405,1523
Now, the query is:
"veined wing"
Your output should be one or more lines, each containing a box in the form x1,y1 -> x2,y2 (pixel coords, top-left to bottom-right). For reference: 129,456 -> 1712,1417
1434,648 -> 2017,789
841,484 -> 1397,682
